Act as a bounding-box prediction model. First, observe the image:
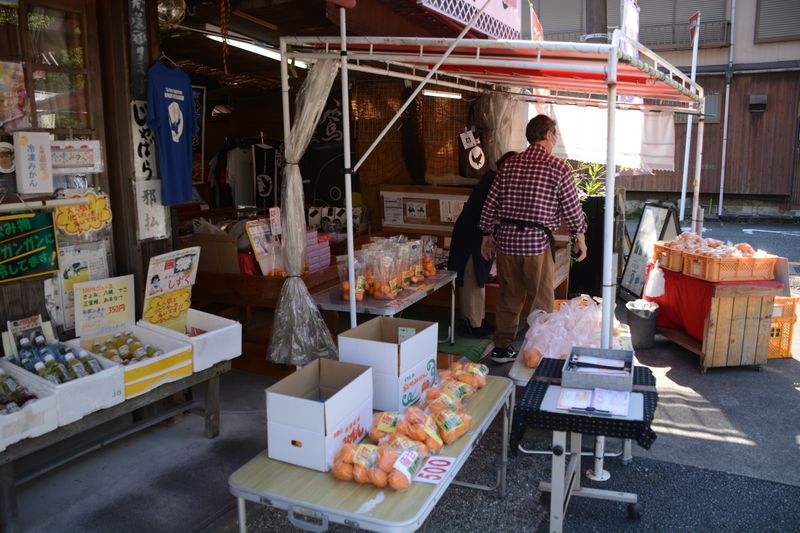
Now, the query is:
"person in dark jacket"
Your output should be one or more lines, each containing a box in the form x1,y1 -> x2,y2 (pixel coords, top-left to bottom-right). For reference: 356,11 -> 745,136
448,151 -> 517,337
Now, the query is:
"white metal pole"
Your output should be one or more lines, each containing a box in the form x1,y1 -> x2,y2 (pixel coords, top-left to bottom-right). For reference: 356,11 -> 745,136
339,7 -> 357,327
718,0 -> 736,216
679,13 -> 700,222
353,0 -> 492,173
279,38 -> 291,166
692,107 -> 706,234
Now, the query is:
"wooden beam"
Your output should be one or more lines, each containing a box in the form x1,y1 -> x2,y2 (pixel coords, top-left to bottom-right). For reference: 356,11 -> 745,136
233,9 -> 279,30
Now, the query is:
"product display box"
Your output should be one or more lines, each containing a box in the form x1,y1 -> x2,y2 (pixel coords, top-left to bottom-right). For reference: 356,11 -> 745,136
81,325 -> 193,399
562,347 -> 634,392
181,233 -> 239,274
1,324 -> 125,427
0,364 -> 57,452
139,308 -> 242,372
266,358 -> 372,472
338,317 -> 438,411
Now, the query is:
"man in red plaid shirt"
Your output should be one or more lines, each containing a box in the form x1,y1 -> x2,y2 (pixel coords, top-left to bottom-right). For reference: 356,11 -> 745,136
479,114 -> 588,364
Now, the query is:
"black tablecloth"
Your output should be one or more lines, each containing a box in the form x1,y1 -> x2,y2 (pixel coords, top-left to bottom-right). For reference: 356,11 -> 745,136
510,358 -> 659,452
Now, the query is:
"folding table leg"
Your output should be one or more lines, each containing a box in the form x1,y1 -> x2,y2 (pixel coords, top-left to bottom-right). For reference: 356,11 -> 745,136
549,431 -> 567,533
450,278 -> 456,345
238,498 -> 247,533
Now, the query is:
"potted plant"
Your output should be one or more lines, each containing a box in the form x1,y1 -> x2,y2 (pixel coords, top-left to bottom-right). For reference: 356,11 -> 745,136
568,162 -> 606,298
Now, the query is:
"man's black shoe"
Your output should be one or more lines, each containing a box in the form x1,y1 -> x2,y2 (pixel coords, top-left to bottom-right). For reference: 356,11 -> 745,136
491,345 -> 518,364
460,320 -> 493,338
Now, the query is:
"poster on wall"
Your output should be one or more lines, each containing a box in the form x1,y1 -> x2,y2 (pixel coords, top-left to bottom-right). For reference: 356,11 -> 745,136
191,86 -> 205,184
56,242 -> 109,330
0,61 -> 31,130
0,212 -> 59,284
13,131 -> 54,194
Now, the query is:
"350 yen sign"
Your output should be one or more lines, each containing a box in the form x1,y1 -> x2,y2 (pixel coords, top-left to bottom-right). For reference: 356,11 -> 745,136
413,456 -> 456,485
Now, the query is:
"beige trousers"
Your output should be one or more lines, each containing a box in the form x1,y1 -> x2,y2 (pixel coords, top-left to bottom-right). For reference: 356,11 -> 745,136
493,251 -> 554,348
459,256 -> 485,327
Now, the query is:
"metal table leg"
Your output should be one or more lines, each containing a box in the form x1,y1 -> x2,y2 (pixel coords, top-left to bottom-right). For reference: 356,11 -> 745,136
238,497 -> 247,533
205,374 -> 220,438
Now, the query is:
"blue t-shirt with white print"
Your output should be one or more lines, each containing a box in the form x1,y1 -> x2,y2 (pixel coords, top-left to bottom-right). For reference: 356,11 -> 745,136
146,60 -> 196,205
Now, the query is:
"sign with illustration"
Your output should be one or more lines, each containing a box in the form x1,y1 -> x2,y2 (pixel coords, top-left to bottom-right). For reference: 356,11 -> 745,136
57,242 -> 109,330
13,131 -> 53,194
74,275 -> 134,339
0,212 -> 59,284
142,247 -> 200,332
0,61 -> 31,130
54,191 -> 113,236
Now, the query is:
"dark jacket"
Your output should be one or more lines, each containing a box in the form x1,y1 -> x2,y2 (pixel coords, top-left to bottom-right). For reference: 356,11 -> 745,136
447,170 -> 496,287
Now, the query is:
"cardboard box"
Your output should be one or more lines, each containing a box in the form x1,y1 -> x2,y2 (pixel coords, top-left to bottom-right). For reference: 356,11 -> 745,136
267,359 -> 372,472
562,347 -> 634,392
0,364 -> 57,452
139,308 -> 242,372
338,317 -> 438,411
181,233 -> 239,274
82,325 -> 193,399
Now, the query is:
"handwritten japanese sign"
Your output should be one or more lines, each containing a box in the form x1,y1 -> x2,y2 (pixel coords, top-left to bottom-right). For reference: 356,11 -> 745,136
51,140 -> 105,174
13,132 -> 53,194
54,191 -> 113,236
134,179 -> 169,240
142,247 -> 200,332
0,212 -> 59,284
131,100 -> 157,180
142,286 -> 192,331
74,275 -> 134,338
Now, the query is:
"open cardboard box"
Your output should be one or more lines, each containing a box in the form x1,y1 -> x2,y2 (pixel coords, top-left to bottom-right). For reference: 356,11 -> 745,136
338,317 -> 437,411
266,358 -> 372,472
139,309 -> 242,372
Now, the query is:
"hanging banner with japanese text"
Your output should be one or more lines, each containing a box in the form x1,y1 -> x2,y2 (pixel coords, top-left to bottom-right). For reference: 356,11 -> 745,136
74,274 -> 134,339
13,131 -> 53,194
134,179 -> 169,241
142,247 -> 200,332
0,212 -> 59,284
131,100 -> 157,180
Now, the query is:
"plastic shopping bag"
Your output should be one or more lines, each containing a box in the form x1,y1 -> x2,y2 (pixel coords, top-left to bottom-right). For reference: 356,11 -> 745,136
644,263 -> 665,298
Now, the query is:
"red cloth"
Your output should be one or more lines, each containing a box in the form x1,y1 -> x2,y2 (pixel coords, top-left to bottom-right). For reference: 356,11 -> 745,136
644,263 -> 783,342
238,252 -> 260,276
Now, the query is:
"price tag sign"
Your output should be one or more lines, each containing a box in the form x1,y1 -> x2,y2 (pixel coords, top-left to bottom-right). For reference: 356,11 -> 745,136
413,456 -> 456,485
398,327 -> 416,343
74,275 -> 134,339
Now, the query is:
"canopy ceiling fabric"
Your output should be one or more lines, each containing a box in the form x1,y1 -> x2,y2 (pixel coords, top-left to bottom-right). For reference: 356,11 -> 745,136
283,36 -> 704,112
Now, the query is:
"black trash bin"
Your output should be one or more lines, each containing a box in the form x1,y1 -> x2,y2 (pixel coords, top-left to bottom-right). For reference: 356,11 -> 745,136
626,301 -> 659,350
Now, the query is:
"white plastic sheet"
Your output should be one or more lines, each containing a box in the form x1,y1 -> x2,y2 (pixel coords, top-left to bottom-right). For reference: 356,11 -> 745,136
267,60 -> 339,365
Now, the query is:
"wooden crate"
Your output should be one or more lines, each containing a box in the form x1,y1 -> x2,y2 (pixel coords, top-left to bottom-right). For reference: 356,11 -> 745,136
652,243 -> 683,271
659,284 -> 779,371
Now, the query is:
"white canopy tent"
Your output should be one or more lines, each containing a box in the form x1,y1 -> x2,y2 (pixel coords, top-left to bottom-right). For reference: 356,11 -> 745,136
274,5 -> 704,480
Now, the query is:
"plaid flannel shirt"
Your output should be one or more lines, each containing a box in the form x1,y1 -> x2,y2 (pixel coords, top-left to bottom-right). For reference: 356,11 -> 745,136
478,144 -> 587,256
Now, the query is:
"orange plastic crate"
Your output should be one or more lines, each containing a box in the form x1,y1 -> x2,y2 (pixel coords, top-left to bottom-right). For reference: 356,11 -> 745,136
769,297 -> 798,358
682,252 -> 778,282
652,243 -> 683,271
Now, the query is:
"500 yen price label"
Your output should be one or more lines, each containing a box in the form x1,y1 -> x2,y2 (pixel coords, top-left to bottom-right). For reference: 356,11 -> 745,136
413,456 -> 456,485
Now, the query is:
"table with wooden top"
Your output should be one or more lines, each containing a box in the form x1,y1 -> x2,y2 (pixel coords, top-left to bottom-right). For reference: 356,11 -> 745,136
229,375 -> 514,533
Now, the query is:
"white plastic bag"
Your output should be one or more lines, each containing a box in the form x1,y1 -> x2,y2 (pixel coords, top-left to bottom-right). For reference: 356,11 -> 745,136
644,263 -> 665,298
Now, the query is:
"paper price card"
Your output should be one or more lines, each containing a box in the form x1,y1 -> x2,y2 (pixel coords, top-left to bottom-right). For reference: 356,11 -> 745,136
414,456 -> 456,485
54,191 -> 112,236
74,275 -> 134,338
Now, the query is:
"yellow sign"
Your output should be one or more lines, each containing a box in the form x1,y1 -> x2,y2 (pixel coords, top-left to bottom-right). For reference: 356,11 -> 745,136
142,286 -> 192,333
54,191 -> 112,236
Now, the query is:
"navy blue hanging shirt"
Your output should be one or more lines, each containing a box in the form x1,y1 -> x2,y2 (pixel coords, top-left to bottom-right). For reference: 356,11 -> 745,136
146,60 -> 197,205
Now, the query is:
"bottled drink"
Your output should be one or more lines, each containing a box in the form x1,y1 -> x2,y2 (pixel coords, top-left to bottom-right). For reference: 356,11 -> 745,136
65,353 -> 89,379
0,390 -> 20,414
118,344 -> 131,360
35,361 -> 59,385
19,337 -> 36,359
79,350 -> 103,374
44,354 -> 72,383
0,370 -> 36,407
91,342 -> 103,353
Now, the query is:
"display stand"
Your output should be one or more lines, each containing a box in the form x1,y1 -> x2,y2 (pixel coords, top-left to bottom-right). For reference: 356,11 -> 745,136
229,376 -> 513,533
0,360 -> 231,532
510,360 -> 658,533
312,270 -> 457,345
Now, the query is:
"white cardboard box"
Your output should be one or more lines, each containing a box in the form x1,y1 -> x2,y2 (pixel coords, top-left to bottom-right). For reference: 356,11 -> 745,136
338,317 -> 438,411
138,308 -> 242,372
0,364 -> 58,452
266,358 -> 372,472
1,343 -> 124,427
81,325 -> 193,399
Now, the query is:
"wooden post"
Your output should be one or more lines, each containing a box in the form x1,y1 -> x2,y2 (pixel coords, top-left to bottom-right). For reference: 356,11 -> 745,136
205,374 -> 221,438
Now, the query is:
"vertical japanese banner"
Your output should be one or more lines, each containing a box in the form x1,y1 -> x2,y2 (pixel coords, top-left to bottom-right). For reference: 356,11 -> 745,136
131,100 -> 169,240
191,86 -> 205,184
13,131 -> 53,194
141,247 -> 201,333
